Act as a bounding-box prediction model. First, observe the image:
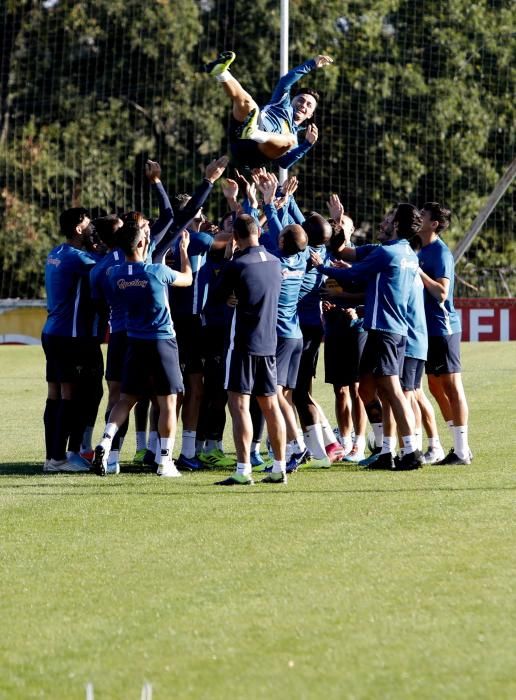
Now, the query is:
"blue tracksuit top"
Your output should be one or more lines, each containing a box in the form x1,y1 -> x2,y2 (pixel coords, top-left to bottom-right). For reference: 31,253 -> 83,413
169,231 -> 213,316
90,248 -> 126,334
406,274 -> 428,360
213,245 -> 282,356
418,237 -> 461,336
262,202 -> 309,339
259,59 -> 317,170
320,239 -> 419,336
43,243 -> 97,337
298,244 -> 331,327
108,262 -> 178,340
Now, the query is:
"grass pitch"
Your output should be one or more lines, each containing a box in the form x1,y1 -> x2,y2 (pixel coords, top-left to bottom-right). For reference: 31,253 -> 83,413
0,343 -> 515,699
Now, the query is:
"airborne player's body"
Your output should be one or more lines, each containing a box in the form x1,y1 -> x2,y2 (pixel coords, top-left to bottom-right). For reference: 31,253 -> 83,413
203,51 -> 332,170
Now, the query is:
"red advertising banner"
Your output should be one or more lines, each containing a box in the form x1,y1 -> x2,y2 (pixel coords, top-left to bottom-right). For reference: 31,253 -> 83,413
455,298 -> 516,342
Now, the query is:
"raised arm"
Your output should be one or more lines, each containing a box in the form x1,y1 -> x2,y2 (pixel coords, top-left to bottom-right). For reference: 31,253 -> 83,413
268,55 -> 332,104
171,231 -> 193,288
151,155 -> 228,262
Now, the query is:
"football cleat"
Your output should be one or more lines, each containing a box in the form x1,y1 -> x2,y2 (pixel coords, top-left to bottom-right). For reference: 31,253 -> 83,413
176,454 -> 204,471
157,461 -> 182,478
133,448 -> 147,465
66,451 -> 93,470
142,449 -> 157,467
261,471 -> 287,484
92,445 -> 107,477
44,458 -> 89,473
343,445 -> 366,463
436,449 -> 471,466
391,449 -> 424,471
363,452 -> 394,470
238,108 -> 260,140
202,51 -> 236,76
250,451 -> 265,467
106,461 -> 121,475
423,445 -> 446,465
304,456 -> 331,469
359,447 -> 382,467
79,449 -> 94,463
199,448 -> 235,469
326,441 -> 346,463
215,473 -> 254,486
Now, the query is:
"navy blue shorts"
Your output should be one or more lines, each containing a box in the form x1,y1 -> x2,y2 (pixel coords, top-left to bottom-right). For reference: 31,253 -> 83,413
401,356 -> 425,391
224,349 -> 277,396
426,333 -> 462,375
173,314 -> 205,375
42,334 -> 97,384
276,336 -> 303,389
229,116 -> 270,170
359,330 -> 406,378
295,324 -> 324,393
325,329 -> 367,387
105,330 -> 127,383
122,337 -> 184,397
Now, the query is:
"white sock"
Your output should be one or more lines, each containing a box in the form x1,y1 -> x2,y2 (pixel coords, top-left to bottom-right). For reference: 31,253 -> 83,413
251,441 -> 261,455
353,435 -> 366,453
446,420 -> 454,439
321,423 -> 336,447
206,439 -> 218,452
428,436 -> 441,448
215,70 -> 231,83
402,435 -> 417,455
341,435 -> 353,454
272,460 -> 286,474
136,431 -> 147,451
148,430 -> 158,453
247,127 -> 269,144
286,442 -> 294,460
372,422 -> 383,448
195,439 -> 205,454
100,423 -> 117,450
414,428 -> 423,451
305,425 -> 327,459
236,462 -> 252,476
81,426 -> 93,451
107,449 -> 119,466
453,425 -> 469,459
293,434 -> 306,452
181,430 -> 196,459
381,436 -> 396,455
159,437 -> 173,464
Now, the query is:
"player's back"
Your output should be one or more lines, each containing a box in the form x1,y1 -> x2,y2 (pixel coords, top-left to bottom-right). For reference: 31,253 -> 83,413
230,246 -> 282,355
108,261 -> 178,340
43,243 -> 96,337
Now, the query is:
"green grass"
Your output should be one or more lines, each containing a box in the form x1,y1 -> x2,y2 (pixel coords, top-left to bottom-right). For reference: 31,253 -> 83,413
0,343 -> 515,699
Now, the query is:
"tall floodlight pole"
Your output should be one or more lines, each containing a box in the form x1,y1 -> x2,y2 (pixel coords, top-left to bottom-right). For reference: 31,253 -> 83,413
279,0 -> 289,184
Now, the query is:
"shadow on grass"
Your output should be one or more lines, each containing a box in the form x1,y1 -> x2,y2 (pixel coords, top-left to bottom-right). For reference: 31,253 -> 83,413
0,464 -> 514,496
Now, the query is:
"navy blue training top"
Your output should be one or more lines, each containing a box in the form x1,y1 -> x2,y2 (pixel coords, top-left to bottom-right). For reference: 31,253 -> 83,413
214,245 -> 282,356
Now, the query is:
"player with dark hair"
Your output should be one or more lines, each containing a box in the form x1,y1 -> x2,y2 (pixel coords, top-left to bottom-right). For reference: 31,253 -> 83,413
203,51 -> 332,169
93,222 -> 192,477
418,202 -> 471,465
312,203 -> 425,471
212,214 -> 287,485
42,207 -> 97,472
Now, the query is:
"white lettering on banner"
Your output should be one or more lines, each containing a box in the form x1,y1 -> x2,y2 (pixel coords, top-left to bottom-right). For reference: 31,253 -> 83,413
470,309 -> 494,342
500,309 -> 509,341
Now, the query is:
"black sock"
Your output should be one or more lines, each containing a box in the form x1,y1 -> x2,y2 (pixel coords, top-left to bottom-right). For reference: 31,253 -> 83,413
53,399 -> 74,460
43,399 -> 59,460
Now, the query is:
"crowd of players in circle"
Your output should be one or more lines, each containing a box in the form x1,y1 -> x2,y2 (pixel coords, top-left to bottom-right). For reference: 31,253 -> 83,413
41,157 -> 472,485
41,50 -> 471,484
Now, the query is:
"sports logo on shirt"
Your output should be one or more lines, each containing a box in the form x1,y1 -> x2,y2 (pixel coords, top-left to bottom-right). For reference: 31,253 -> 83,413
47,257 -> 61,267
117,279 -> 149,290
400,257 -> 419,270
